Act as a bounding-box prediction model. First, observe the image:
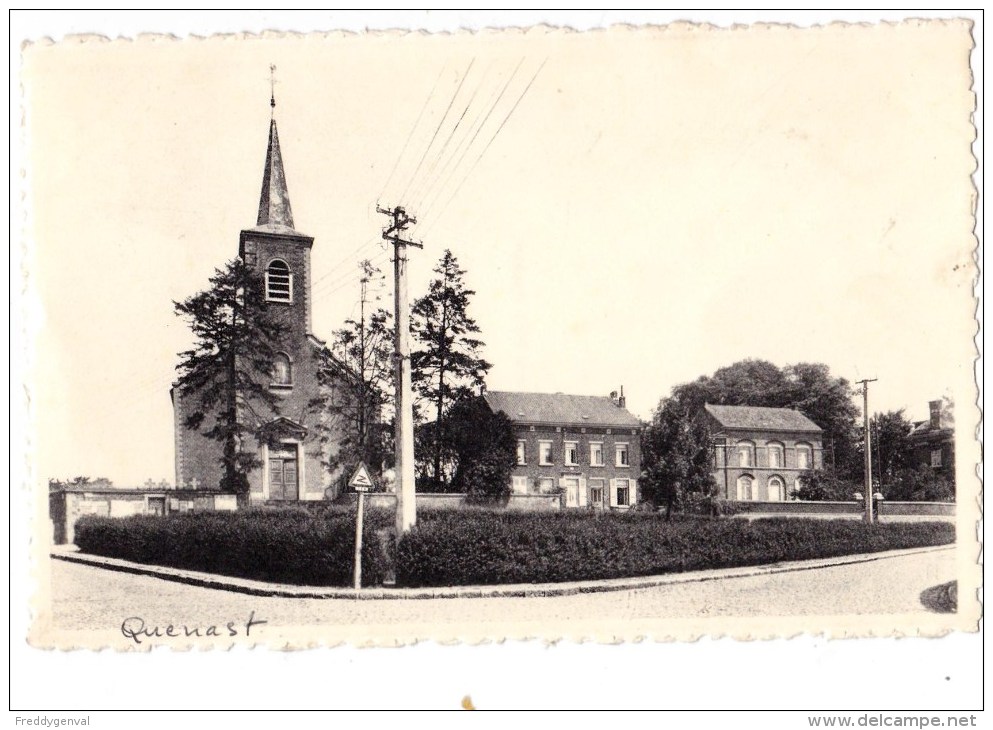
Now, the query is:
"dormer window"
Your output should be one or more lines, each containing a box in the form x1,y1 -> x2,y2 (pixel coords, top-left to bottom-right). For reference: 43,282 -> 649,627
265,259 -> 293,303
271,352 -> 292,387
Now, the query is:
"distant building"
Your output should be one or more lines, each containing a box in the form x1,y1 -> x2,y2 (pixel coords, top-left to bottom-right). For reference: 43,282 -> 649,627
703,404 -> 824,501
482,390 -> 643,509
907,399 -> 955,480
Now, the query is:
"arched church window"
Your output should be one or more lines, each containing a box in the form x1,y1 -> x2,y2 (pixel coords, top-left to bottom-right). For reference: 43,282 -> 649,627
265,259 -> 293,303
272,352 -> 292,386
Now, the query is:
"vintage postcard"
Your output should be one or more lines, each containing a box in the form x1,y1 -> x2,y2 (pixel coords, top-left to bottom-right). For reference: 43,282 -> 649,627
13,10 -> 982,711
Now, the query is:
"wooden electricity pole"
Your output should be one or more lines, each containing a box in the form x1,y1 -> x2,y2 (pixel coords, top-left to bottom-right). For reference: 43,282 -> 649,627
857,378 -> 878,524
377,205 -> 422,535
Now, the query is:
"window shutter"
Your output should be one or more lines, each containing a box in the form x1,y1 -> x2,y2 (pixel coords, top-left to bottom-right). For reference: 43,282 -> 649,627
609,479 -> 618,507
578,477 -> 587,507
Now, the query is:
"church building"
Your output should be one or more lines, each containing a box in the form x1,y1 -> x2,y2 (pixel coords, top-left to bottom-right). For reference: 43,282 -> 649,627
172,110 -> 350,503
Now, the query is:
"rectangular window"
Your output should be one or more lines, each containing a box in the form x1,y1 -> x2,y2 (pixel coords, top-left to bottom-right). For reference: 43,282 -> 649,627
538,477 -> 555,494
590,442 -> 604,467
516,440 -> 527,465
512,476 -> 529,495
615,443 -> 630,467
768,446 -> 782,468
564,441 -> 579,466
931,449 -> 943,468
797,448 -> 810,470
589,478 -> 605,505
539,441 -> 554,466
616,478 -> 630,506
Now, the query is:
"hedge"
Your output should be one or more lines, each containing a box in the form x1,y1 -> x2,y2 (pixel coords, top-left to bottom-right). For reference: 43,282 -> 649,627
394,512 -> 954,587
74,506 -> 394,587
74,508 -> 954,588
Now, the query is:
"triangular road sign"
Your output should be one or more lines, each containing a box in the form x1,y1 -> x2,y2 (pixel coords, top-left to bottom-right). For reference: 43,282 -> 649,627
348,462 -> 375,492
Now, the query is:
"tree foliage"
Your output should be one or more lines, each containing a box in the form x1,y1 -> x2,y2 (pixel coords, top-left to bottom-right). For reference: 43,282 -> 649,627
49,476 -> 113,492
642,359 -> 861,510
870,409 -> 915,485
174,258 -> 285,493
411,250 -> 492,487
884,464 -> 955,502
443,397 -> 517,502
640,396 -> 718,517
790,467 -> 857,501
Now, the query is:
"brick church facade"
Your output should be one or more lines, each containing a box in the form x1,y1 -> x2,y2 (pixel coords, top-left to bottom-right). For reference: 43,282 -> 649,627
172,114 -> 350,503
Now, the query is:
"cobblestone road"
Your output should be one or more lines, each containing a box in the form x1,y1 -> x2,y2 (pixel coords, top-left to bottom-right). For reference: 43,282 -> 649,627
43,548 -> 957,646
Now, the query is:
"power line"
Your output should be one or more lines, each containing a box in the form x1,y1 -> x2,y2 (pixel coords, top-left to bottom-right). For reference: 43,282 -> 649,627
418,58 -> 547,239
413,58 -> 524,223
397,58 -> 476,204
404,59 -> 495,208
377,64 -> 449,203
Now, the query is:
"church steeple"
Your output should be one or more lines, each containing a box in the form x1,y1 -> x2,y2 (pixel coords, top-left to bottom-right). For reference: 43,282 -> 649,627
256,118 -> 295,230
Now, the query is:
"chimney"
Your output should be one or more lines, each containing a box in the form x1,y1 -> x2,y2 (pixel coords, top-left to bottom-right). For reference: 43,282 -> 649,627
928,400 -> 941,429
618,385 -> 626,409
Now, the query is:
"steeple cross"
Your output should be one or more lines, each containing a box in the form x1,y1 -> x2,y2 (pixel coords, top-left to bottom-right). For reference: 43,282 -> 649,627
269,64 -> 277,112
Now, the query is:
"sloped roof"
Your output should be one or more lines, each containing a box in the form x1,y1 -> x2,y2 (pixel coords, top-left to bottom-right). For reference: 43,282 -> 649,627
704,403 -> 822,433
257,119 -> 294,228
483,391 -> 642,428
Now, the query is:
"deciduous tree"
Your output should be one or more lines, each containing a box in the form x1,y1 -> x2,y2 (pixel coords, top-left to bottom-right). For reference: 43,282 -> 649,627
444,396 -> 516,502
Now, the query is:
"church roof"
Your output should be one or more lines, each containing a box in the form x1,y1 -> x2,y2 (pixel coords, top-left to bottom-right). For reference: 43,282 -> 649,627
252,118 -> 304,236
483,391 -> 642,428
703,403 -> 822,433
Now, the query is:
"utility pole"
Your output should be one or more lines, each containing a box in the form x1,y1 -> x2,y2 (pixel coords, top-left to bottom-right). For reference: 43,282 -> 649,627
358,261 -> 370,457
377,205 -> 422,535
857,378 -> 878,524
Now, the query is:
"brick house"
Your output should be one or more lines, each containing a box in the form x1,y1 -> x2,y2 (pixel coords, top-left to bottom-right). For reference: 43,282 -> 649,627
482,390 -> 643,509
907,399 -> 955,481
702,404 -> 824,502
171,114 -> 351,503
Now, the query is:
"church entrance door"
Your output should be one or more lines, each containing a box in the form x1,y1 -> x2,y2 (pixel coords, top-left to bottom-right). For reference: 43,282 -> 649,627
268,443 -> 299,501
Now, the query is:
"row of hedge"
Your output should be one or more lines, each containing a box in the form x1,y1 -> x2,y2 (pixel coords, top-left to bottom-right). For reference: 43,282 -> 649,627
75,507 -> 394,587
74,508 -> 954,588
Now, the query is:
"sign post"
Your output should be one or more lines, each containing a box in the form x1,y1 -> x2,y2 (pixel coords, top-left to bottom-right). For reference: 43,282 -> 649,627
349,463 -> 374,590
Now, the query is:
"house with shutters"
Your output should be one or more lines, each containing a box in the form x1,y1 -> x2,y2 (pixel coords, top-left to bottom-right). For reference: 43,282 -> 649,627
482,390 -> 643,509
171,109 -> 352,503
702,403 -> 824,502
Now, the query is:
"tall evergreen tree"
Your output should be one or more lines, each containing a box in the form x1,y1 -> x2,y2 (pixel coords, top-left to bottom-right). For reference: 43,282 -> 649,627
174,258 -> 284,494
411,250 -> 491,487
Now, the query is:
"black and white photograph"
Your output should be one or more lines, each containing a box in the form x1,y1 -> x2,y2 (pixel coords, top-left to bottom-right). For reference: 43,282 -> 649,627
12,10 -> 982,717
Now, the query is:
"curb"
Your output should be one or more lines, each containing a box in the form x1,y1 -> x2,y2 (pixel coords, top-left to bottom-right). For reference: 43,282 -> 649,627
50,543 -> 956,601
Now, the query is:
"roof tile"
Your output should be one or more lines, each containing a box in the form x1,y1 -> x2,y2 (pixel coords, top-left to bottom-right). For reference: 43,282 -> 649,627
483,391 -> 642,428
704,403 -> 822,432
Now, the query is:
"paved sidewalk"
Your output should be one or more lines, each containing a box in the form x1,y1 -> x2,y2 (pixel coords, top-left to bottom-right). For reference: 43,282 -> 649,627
51,543 -> 954,601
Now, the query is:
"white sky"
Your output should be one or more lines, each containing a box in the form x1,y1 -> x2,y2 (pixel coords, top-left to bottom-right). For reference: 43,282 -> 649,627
18,12 -> 979,486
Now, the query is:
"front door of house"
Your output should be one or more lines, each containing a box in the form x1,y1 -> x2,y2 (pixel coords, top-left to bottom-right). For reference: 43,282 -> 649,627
563,477 -> 581,508
268,443 -> 299,501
